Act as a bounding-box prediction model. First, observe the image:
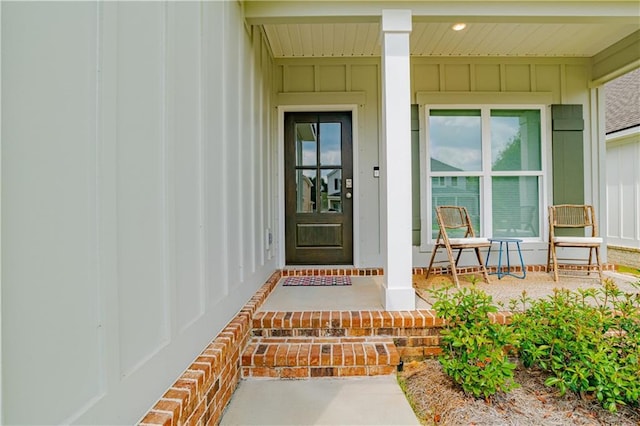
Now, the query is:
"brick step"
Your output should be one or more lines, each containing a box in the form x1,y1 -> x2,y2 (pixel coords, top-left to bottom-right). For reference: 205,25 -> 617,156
252,310 -> 443,330
250,310 -> 512,361
251,310 -> 448,361
241,337 -> 399,378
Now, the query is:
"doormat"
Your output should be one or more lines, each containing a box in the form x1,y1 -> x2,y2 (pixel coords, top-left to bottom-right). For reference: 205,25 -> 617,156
282,276 -> 352,287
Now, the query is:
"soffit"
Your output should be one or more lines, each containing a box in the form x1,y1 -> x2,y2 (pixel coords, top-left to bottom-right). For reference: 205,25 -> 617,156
247,1 -> 640,59
262,22 -> 639,58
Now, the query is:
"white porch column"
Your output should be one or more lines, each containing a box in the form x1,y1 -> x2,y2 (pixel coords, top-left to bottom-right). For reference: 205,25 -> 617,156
380,10 -> 414,311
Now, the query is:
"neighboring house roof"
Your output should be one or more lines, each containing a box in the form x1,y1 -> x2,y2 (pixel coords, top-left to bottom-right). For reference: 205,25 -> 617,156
605,68 -> 640,134
431,158 -> 463,171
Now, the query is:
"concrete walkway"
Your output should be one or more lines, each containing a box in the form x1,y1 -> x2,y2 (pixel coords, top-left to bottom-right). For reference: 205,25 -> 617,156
219,375 -> 420,426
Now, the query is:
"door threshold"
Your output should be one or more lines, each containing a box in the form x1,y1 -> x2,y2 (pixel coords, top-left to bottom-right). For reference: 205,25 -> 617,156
284,265 -> 355,269
280,266 -> 384,276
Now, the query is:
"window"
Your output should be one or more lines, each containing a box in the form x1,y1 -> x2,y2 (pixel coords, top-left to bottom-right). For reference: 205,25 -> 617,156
426,107 -> 544,241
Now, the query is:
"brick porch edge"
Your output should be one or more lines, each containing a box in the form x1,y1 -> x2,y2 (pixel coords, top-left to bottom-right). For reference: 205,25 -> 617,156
139,271 -> 281,426
139,264 -> 613,425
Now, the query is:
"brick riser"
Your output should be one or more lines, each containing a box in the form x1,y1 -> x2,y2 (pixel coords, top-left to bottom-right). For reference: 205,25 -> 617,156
242,337 -> 399,378
249,310 -> 511,365
282,264 -> 615,277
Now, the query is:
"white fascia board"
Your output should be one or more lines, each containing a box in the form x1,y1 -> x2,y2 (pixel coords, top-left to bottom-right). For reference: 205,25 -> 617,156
245,1 -> 640,25
606,125 -> 640,143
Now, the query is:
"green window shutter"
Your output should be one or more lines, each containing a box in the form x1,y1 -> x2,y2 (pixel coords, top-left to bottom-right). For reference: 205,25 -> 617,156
551,104 -> 584,205
551,105 -> 585,237
411,104 -> 421,246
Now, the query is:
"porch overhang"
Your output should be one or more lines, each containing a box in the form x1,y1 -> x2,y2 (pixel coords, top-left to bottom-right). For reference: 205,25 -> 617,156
245,0 -> 640,84
245,1 -> 640,25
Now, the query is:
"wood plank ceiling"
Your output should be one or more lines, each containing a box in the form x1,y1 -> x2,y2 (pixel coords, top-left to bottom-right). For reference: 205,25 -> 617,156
262,22 -> 639,58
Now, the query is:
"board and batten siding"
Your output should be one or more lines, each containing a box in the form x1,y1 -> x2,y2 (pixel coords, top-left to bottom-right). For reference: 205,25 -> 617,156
607,136 -> 640,249
1,1 -> 276,424
411,57 -> 598,266
274,58 -> 383,267
274,56 -> 599,268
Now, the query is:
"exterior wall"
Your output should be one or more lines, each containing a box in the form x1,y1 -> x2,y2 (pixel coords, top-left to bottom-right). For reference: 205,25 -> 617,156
274,58 -> 383,267
1,2 -> 277,424
274,57 -> 601,268
141,271 -> 281,426
606,133 -> 640,250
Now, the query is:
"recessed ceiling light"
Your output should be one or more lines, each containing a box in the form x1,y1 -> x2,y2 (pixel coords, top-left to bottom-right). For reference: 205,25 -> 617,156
452,23 -> 467,31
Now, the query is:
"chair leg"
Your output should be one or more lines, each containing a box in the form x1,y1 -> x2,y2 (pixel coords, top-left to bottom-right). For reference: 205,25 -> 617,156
426,245 -> 439,280
455,249 -> 463,266
474,247 -> 490,284
446,248 -> 461,288
550,244 -> 559,282
594,246 -> 603,282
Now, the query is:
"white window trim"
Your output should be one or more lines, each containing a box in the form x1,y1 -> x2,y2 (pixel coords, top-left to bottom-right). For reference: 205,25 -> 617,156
419,104 -> 549,252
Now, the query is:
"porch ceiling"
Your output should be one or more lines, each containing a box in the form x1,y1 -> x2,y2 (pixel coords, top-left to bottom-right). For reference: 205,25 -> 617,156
262,22 -> 639,58
246,1 -> 640,59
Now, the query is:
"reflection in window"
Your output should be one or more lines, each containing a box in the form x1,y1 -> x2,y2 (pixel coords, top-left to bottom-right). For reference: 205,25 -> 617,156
321,169 -> 342,212
296,170 -> 316,213
429,110 -> 482,172
295,123 -> 317,166
427,107 -> 544,240
320,123 -> 342,166
294,119 -> 344,215
492,177 -> 539,237
491,110 -> 541,171
431,177 -> 480,238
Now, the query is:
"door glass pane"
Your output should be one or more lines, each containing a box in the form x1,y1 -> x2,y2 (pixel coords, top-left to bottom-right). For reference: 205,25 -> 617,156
492,176 -> 539,237
296,169 -> 316,213
295,123 -> 317,166
429,110 -> 482,171
319,123 -> 342,166
491,110 -> 541,171
321,169 -> 342,213
431,177 -> 480,238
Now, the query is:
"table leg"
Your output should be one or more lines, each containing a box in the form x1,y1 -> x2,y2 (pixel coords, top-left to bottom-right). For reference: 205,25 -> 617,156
504,241 -> 526,279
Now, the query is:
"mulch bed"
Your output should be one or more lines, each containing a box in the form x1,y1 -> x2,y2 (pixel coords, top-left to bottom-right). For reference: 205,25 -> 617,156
398,359 -> 640,426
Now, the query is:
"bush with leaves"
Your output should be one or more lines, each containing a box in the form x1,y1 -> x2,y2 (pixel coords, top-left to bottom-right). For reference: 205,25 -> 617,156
430,284 -> 519,400
510,279 -> 640,412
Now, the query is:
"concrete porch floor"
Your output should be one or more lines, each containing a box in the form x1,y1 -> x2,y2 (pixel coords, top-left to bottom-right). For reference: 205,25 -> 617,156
258,275 -> 430,311
258,270 -> 639,312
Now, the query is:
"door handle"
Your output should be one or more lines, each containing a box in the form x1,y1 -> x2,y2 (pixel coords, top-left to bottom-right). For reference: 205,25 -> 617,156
346,192 -> 352,199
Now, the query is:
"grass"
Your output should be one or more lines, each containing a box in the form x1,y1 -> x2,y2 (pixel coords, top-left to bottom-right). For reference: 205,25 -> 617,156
617,264 -> 640,277
397,372 -> 428,424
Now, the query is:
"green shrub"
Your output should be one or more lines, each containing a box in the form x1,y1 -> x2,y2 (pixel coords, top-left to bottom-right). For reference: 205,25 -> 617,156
511,279 -> 640,412
430,285 -> 519,399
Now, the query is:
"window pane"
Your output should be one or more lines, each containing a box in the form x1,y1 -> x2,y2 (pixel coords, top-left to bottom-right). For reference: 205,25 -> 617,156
492,176 -> 539,237
321,169 -> 342,212
491,110 -> 541,171
429,109 -> 482,171
431,177 -> 481,238
296,169 -> 316,212
320,123 -> 342,166
295,123 -> 317,166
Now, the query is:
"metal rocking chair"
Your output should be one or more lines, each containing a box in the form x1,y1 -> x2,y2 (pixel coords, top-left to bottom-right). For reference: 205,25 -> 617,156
426,206 -> 491,287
